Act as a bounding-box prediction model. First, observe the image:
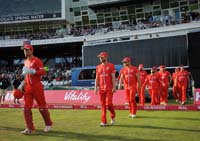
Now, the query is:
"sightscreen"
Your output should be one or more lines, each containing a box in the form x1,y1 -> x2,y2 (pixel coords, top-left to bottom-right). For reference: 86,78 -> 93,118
83,35 -> 188,68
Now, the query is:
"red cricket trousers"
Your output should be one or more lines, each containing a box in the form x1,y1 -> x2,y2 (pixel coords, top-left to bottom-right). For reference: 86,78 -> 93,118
125,88 -> 137,115
160,86 -> 169,103
172,85 -> 181,101
178,83 -> 187,102
23,84 -> 52,130
99,89 -> 116,124
150,87 -> 160,105
137,85 -> 145,105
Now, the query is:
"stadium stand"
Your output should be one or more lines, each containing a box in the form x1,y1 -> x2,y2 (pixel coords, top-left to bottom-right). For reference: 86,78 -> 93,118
0,0 -> 61,17
0,13 -> 200,40
0,0 -> 200,88
1,20 -> 200,42
0,62 -> 80,89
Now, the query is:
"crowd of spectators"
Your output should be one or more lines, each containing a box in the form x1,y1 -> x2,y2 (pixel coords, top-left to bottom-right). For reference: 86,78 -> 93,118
0,11 -> 200,41
0,29 -> 64,40
0,59 -> 82,89
59,11 -> 200,36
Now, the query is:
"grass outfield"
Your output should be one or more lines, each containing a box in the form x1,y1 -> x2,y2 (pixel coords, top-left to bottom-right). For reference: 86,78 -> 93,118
0,109 -> 200,141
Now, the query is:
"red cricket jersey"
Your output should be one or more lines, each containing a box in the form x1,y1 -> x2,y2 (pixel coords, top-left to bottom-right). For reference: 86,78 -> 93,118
172,71 -> 179,86
158,71 -> 170,86
177,70 -> 189,84
144,73 -> 161,89
96,62 -> 115,90
121,66 -> 138,89
117,67 -> 125,81
24,56 -> 46,86
138,69 -> 147,84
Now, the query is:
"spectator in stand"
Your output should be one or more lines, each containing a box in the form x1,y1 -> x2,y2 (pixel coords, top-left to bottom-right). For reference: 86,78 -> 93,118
0,73 -> 10,104
12,74 -> 22,104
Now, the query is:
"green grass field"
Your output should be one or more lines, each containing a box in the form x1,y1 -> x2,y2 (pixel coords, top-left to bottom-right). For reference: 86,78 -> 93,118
0,108 -> 200,141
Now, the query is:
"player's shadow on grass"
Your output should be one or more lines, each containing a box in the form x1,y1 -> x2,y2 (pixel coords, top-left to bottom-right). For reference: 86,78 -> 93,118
138,115 -> 200,121
114,124 -> 200,132
0,126 -> 167,141
40,130 -> 168,141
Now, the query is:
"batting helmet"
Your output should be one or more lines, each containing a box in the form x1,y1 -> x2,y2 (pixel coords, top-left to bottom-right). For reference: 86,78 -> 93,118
13,89 -> 24,99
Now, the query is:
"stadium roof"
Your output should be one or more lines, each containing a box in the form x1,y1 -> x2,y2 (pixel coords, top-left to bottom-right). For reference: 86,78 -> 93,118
0,42 -> 83,60
88,0 -> 151,10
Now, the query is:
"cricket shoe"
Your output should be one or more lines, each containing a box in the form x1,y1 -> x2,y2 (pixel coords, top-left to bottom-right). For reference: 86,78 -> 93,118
128,114 -> 136,118
20,128 -> 35,135
110,119 -> 115,125
124,102 -> 129,106
181,101 -> 186,105
43,126 -> 52,132
99,122 -> 107,127
161,102 -> 167,105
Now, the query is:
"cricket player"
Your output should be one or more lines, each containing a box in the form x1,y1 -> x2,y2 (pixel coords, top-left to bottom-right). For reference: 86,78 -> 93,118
171,67 -> 181,102
117,63 -> 128,105
177,65 -> 190,105
142,67 -> 161,105
20,42 -> 53,134
118,57 -> 140,118
157,65 -> 171,105
137,64 -> 147,105
95,52 -> 116,126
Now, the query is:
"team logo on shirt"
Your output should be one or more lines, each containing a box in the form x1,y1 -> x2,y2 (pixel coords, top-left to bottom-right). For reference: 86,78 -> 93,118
161,76 -> 165,79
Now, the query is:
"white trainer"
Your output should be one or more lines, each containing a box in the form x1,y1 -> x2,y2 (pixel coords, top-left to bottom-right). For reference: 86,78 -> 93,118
99,122 -> 107,127
129,114 -> 136,118
20,128 -> 35,134
124,102 -> 129,106
110,119 -> 115,125
181,101 -> 185,105
43,126 -> 52,132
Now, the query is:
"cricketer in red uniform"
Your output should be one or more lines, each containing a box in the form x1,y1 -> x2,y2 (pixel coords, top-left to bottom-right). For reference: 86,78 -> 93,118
95,52 -> 116,126
157,65 -> 171,105
137,64 -> 147,105
117,64 -> 129,105
177,65 -> 190,105
118,57 -> 140,118
142,67 -> 161,105
20,43 -> 53,134
171,67 -> 180,102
